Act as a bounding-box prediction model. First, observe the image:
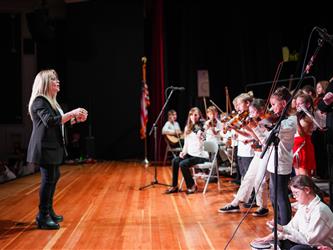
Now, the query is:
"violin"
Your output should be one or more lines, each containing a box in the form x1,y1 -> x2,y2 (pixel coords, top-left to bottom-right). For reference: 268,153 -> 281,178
208,118 -> 217,127
244,111 -> 279,131
192,119 -> 205,134
223,110 -> 249,132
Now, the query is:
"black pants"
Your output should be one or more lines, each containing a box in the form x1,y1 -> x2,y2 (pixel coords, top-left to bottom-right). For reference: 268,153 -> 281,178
39,165 -> 60,215
269,173 -> 292,225
171,155 -> 208,188
279,240 -> 318,250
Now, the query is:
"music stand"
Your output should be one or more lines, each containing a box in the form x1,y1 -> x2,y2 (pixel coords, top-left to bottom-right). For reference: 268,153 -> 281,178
139,88 -> 176,190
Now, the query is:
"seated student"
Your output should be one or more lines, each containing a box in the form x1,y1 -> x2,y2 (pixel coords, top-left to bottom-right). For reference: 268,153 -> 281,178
252,175 -> 333,250
164,107 -> 209,195
204,106 -> 223,144
162,109 -> 183,147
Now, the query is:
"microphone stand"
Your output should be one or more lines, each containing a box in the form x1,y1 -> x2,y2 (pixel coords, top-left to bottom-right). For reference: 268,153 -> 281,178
260,37 -> 324,250
139,89 -> 175,190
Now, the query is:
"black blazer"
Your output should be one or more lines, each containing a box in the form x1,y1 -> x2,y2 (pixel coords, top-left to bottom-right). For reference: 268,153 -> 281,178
318,81 -> 333,144
27,96 -> 66,165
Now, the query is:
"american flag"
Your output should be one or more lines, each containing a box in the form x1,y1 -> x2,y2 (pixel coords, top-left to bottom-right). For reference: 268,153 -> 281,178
140,81 -> 150,139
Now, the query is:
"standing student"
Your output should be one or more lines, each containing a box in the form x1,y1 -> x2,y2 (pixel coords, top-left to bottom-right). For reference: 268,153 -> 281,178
252,86 -> 297,225
318,79 -> 333,209
27,69 -> 88,229
293,93 -> 316,176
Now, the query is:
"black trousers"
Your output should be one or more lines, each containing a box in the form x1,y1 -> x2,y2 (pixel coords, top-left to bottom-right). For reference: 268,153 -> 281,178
39,164 -> 60,215
269,173 -> 292,225
171,155 -> 208,188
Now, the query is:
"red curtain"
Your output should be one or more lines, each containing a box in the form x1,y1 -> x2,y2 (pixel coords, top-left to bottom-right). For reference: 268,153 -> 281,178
149,0 -> 165,162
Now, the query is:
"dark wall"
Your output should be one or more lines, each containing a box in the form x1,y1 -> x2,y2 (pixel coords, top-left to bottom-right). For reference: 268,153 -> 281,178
65,1 -> 144,160
163,1 -> 333,127
0,14 -> 21,124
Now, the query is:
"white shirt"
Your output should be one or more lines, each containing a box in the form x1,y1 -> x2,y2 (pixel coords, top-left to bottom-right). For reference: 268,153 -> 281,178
182,127 -> 209,159
204,119 -> 223,144
281,195 -> 333,247
162,121 -> 181,135
253,115 -> 297,175
236,128 -> 255,157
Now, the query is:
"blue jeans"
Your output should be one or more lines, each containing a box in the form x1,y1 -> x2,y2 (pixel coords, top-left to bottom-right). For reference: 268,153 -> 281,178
39,165 -> 60,215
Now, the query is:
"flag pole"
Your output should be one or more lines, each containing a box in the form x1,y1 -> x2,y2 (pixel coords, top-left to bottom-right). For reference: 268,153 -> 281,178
142,57 -> 149,165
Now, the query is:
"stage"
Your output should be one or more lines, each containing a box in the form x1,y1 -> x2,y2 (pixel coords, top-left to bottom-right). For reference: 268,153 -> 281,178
0,161 -> 281,249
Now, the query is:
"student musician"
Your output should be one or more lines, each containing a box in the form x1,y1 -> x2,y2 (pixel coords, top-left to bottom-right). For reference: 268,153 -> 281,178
250,86 -> 297,225
162,109 -> 183,147
219,98 -> 270,216
293,93 -> 316,176
204,106 -> 223,144
164,107 -> 209,195
252,175 -> 333,250
229,92 -> 255,182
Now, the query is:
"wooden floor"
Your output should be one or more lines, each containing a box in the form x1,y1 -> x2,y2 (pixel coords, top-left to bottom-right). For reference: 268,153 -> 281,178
0,161 -> 274,250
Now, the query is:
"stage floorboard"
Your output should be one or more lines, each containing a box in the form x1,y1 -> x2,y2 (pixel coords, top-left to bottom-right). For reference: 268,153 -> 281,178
0,161 -> 278,249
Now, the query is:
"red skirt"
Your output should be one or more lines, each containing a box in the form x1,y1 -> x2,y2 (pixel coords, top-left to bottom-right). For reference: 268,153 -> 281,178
293,135 -> 316,170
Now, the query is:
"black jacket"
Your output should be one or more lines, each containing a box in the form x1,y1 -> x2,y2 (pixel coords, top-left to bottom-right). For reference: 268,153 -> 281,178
318,81 -> 333,144
27,96 -> 65,165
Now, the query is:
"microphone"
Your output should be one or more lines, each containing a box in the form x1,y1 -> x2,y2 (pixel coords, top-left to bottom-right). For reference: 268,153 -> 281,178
315,27 -> 333,46
170,86 -> 185,91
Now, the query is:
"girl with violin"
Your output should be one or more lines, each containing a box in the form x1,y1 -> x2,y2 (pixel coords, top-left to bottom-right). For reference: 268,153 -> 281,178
165,107 -> 209,195
204,106 -> 222,144
293,93 -> 317,176
249,86 -> 297,225
219,99 -> 270,216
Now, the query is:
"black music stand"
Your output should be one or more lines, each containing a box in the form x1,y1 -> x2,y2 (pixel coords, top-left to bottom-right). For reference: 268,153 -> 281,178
139,88 -> 176,190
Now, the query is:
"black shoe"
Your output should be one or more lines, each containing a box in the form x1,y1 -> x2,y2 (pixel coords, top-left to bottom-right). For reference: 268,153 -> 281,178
252,208 -> 269,217
164,186 -> 179,194
218,204 -> 240,213
36,214 -> 60,230
50,210 -> 64,223
243,202 -> 258,209
186,185 -> 198,195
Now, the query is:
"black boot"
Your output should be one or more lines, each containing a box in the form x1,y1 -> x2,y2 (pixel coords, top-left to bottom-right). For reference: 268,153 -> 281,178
50,208 -> 64,223
36,214 -> 60,230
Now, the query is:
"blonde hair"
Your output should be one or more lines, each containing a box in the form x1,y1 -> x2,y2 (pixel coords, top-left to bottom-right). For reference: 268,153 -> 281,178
28,69 -> 60,117
236,91 -> 254,103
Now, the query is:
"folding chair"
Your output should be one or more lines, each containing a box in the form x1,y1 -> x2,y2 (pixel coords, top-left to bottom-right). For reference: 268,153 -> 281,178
163,135 -> 182,165
180,140 -> 221,194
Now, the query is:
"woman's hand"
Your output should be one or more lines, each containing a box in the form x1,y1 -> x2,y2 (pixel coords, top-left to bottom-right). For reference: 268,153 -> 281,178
179,152 -> 185,158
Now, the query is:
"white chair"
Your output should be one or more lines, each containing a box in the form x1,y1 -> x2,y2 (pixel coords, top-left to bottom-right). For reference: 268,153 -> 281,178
180,140 -> 221,194
163,135 -> 182,165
